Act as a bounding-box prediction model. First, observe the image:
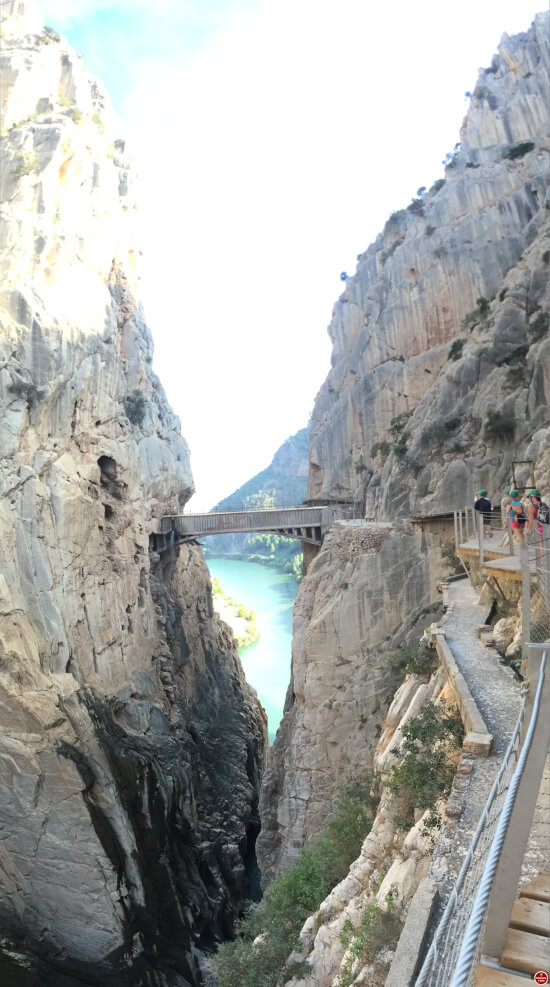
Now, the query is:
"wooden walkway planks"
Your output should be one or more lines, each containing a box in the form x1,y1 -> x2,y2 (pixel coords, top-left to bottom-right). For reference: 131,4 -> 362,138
500,928 -> 550,974
519,871 -> 550,903
510,897 -> 550,937
476,872 -> 550,981
474,967 -> 533,987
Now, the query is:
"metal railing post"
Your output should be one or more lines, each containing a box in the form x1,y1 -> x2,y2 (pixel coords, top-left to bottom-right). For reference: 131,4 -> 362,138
478,511 -> 484,566
459,510 -> 464,546
520,542 -> 531,651
454,511 -> 459,554
481,646 -> 549,961
507,511 -> 515,556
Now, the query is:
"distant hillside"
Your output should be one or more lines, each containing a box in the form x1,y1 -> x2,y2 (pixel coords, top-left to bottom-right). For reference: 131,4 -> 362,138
205,427 -> 309,577
213,427 -> 309,511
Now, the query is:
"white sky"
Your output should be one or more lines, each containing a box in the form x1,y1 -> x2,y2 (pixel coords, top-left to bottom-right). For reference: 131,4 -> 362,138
40,0 -> 546,509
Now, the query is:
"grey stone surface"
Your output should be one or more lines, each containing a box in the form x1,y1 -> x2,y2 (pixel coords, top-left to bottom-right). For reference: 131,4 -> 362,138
385,878 -> 439,987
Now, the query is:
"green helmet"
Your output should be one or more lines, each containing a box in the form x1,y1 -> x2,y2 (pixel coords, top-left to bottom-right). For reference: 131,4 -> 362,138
478,489 -> 488,496
528,488 -> 540,497
509,489 -> 519,497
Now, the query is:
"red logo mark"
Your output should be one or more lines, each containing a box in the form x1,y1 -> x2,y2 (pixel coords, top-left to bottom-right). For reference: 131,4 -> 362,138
534,973 -> 548,985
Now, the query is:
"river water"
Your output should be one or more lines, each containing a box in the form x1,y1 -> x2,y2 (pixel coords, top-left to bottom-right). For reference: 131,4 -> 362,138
206,558 -> 297,743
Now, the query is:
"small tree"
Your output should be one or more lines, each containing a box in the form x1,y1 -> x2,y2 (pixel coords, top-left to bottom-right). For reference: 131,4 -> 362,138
124,389 -> 147,425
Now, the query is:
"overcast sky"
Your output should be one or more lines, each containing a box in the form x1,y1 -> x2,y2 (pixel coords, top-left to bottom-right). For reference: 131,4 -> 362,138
39,0 -> 544,509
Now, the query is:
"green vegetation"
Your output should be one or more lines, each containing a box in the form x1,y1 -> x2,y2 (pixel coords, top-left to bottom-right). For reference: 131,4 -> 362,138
384,209 -> 407,233
381,239 -> 401,264
448,338 -> 465,361
503,141 -> 535,160
529,311 -> 549,341
91,111 -> 104,133
462,296 -> 490,331
59,96 -> 75,108
504,363 -> 528,392
392,442 -> 408,459
210,778 -> 379,987
430,178 -> 446,194
11,151 -> 39,178
124,389 -> 147,425
389,701 -> 464,830
211,577 -> 259,647
407,197 -> 425,216
389,411 -> 412,440
425,224 -> 436,236
483,409 -> 515,443
421,416 -> 460,447
371,440 -> 391,462
388,641 -> 438,695
38,26 -> 60,43
68,107 -> 83,124
8,378 -> 45,406
441,540 -> 463,576
338,896 -> 403,986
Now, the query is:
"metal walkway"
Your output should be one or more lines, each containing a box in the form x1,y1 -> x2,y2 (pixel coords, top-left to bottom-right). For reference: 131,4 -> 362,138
153,504 -> 355,552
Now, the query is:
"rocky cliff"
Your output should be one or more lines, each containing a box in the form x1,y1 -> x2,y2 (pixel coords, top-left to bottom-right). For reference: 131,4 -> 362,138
309,12 -> 550,516
257,10 -> 549,894
0,4 -> 266,984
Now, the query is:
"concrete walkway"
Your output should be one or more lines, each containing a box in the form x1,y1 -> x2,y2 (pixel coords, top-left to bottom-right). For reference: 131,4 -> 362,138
441,578 -> 548,885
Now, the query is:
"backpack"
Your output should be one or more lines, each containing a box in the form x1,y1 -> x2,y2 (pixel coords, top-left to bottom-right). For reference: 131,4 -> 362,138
537,502 -> 550,525
510,502 -> 526,525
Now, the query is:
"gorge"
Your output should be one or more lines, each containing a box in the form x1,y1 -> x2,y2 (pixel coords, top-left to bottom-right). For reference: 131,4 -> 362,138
1,4 -> 549,987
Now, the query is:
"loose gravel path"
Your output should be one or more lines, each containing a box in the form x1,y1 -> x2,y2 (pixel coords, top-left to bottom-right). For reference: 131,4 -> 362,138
441,578 -> 548,886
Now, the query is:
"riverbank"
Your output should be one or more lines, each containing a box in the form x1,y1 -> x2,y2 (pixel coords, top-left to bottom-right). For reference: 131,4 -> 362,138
207,559 -> 297,742
211,577 -> 260,647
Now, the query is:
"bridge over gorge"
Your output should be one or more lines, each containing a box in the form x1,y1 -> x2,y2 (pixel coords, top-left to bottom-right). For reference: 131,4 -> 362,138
152,504 -> 357,554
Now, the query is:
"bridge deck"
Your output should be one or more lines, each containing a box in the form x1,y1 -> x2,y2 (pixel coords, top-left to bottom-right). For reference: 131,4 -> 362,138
158,506 -> 353,548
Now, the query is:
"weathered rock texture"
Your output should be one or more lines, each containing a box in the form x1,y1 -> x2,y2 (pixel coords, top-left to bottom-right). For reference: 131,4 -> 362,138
309,13 -> 550,517
257,10 -> 549,954
0,4 -> 266,984
257,520 -> 445,886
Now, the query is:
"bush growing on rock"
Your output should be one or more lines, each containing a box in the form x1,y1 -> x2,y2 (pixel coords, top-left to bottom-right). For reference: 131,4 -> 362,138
124,388 -> 147,425
448,338 -> 465,361
529,311 -> 549,341
483,409 -> 515,443
503,140 -> 535,160
7,378 -> 45,406
11,151 -> 39,177
338,896 -> 403,986
389,701 -> 464,830
420,417 -> 460,446
210,777 -> 379,987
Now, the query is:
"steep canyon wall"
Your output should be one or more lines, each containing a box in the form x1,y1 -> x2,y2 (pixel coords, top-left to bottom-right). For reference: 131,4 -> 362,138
257,12 -> 549,892
0,4 -> 266,985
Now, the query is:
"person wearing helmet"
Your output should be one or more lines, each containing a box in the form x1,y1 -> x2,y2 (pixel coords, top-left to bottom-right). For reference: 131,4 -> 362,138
506,489 -> 526,544
474,488 -> 492,538
525,488 -> 546,546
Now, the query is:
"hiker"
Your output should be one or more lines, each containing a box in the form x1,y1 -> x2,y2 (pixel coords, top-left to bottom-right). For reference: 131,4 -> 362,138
525,488 -> 548,547
474,489 -> 493,537
506,489 -> 526,544
500,489 -> 512,527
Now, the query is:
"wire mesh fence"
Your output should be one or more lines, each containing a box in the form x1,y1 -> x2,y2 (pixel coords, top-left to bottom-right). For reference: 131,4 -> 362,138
414,696 -> 526,987
524,524 -> 550,644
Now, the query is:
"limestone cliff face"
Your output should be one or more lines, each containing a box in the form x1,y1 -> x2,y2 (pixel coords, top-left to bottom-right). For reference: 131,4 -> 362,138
0,4 -> 266,984
257,14 -> 549,889
256,521 -> 445,886
309,13 -> 550,516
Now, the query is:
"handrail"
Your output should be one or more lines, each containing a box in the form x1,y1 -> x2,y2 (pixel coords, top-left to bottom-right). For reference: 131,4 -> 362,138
449,649 -> 547,987
414,690 -> 526,987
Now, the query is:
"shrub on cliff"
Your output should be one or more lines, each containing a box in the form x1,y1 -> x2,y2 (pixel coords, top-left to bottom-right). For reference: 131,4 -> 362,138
124,389 -> 147,425
210,777 -> 379,987
389,701 -> 464,830
483,409 -> 515,443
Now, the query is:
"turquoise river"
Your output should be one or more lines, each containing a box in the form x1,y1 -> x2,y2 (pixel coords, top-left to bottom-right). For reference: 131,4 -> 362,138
206,558 -> 297,743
